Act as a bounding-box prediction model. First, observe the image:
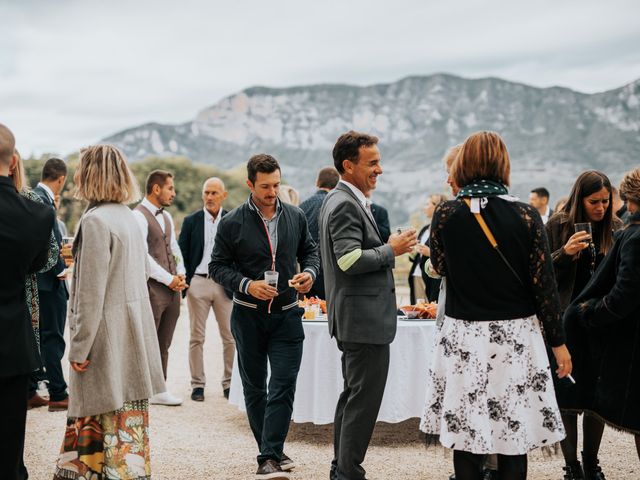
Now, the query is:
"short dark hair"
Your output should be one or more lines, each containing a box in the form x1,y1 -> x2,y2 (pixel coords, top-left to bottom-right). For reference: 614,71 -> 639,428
247,154 -> 280,184
41,157 -> 67,181
146,170 -> 173,194
316,166 -> 340,189
530,187 -> 550,199
332,131 -> 379,174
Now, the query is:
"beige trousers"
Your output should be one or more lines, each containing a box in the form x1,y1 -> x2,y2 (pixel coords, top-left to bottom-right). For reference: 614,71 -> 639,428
187,275 -> 234,390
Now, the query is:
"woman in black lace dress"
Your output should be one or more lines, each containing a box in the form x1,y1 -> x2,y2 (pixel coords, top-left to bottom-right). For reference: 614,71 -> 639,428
420,131 -> 572,480
546,171 -> 623,479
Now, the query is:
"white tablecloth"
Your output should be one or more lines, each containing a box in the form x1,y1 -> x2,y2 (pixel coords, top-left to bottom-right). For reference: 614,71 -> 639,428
229,318 -> 436,425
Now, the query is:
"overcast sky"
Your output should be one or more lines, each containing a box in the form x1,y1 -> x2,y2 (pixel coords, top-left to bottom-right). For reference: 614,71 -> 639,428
2,0 -> 639,156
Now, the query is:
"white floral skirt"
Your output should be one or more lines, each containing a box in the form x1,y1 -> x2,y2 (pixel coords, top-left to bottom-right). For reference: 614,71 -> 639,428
420,315 -> 565,455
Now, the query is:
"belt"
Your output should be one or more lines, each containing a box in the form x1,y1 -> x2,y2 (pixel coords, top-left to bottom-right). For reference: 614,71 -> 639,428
194,273 -> 208,278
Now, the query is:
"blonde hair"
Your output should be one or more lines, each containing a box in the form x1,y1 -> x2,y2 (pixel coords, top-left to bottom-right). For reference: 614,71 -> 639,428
75,145 -> 140,204
620,167 -> 640,205
10,149 -> 27,192
430,193 -> 449,206
451,131 -> 510,188
278,185 -> 300,206
443,144 -> 462,170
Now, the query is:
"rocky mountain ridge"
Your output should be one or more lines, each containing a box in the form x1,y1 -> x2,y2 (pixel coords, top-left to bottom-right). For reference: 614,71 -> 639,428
104,74 -> 640,223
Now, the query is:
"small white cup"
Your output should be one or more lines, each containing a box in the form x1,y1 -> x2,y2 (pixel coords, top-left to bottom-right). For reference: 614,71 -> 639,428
264,270 -> 279,288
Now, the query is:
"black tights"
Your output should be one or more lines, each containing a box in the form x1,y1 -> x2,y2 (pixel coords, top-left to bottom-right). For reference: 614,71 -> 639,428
453,450 -> 527,480
560,413 -> 605,463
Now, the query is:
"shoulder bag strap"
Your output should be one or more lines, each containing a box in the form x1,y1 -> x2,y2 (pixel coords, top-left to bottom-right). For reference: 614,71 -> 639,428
463,198 -> 525,286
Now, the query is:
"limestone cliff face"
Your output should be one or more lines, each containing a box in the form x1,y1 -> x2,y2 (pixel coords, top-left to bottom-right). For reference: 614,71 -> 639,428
104,74 -> 640,223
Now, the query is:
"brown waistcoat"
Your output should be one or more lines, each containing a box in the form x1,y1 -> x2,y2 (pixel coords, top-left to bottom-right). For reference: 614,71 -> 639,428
135,204 -> 177,296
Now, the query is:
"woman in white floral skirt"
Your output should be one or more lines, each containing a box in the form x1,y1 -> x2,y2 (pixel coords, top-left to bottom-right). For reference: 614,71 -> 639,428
420,131 -> 572,480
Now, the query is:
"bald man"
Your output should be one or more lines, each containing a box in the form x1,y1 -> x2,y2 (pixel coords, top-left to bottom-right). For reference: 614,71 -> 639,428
178,178 -> 235,401
0,124 -> 56,479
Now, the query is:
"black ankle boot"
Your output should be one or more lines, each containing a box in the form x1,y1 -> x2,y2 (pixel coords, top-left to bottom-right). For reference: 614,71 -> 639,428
563,461 -> 585,480
581,452 -> 606,480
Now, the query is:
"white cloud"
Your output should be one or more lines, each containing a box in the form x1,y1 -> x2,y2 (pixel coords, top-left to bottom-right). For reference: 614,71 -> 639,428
1,0 -> 639,155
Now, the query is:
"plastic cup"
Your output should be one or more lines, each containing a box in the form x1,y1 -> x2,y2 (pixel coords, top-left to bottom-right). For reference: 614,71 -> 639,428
264,270 -> 279,288
304,304 -> 319,320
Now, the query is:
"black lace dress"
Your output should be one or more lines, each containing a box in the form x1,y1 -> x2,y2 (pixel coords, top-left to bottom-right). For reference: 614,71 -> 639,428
420,197 -> 566,454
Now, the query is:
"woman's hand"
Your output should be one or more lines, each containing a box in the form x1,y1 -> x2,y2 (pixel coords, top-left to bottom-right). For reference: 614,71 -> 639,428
416,244 -> 430,257
71,360 -> 91,373
563,231 -> 591,256
551,345 -> 572,378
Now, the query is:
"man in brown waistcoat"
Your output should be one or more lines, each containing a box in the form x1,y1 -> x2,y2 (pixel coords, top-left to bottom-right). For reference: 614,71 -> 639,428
133,170 -> 186,406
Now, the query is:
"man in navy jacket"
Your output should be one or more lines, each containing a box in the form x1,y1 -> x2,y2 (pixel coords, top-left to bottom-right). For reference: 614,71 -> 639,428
210,154 -> 319,480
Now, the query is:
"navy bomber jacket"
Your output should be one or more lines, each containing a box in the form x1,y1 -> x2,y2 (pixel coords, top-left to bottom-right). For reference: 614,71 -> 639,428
209,196 -> 320,313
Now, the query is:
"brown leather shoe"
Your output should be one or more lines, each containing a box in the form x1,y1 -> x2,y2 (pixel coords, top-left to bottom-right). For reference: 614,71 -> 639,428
27,393 -> 49,410
48,397 -> 69,412
255,459 -> 290,479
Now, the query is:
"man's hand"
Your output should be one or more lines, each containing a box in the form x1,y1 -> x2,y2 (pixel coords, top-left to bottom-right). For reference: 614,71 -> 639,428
388,228 -> 418,256
71,359 -> 90,373
247,280 -> 279,300
290,272 -> 313,294
169,275 -> 187,292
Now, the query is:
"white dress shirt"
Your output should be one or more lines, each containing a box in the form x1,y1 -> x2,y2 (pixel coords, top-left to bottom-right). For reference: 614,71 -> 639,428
413,226 -> 431,277
340,180 -> 377,227
132,198 -> 186,286
194,208 -> 222,275
541,205 -> 551,224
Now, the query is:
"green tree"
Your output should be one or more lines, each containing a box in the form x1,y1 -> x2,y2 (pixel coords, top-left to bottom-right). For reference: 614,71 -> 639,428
23,154 -> 250,234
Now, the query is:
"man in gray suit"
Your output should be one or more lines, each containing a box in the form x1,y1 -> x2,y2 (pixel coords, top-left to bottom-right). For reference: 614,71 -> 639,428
319,131 -> 417,480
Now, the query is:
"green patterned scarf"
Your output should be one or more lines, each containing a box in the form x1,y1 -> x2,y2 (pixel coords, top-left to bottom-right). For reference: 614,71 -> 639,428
456,179 -> 509,198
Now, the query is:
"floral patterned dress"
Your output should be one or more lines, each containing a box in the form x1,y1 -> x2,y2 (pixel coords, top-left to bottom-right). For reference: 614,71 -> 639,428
20,188 -> 60,348
420,196 -> 566,455
53,400 -> 151,480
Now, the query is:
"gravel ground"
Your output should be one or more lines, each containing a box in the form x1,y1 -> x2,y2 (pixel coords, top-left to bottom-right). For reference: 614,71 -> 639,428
25,302 -> 639,479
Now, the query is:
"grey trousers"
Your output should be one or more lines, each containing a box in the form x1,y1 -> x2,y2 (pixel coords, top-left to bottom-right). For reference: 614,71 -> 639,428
332,341 -> 390,480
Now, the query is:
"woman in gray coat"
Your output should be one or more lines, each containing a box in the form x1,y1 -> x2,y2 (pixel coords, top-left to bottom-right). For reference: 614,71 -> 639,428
53,145 -> 165,480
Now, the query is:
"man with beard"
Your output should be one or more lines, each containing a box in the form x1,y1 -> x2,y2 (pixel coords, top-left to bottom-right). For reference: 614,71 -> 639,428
133,170 -> 186,406
210,154 -> 319,480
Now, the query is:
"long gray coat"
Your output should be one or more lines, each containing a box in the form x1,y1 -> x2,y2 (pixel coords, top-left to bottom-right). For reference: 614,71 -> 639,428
319,183 -> 397,345
67,203 -> 165,417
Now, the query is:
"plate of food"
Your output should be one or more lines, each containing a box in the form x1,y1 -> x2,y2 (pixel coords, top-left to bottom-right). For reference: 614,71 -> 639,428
399,301 -> 437,320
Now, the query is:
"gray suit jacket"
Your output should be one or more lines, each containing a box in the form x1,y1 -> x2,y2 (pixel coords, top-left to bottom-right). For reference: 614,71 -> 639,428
319,183 -> 397,344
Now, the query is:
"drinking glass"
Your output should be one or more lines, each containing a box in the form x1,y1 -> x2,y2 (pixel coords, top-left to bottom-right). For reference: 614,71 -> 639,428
574,222 -> 592,236
264,270 -> 279,288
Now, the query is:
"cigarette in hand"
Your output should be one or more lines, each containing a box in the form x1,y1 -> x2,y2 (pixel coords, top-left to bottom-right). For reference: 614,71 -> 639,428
567,374 -> 576,384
